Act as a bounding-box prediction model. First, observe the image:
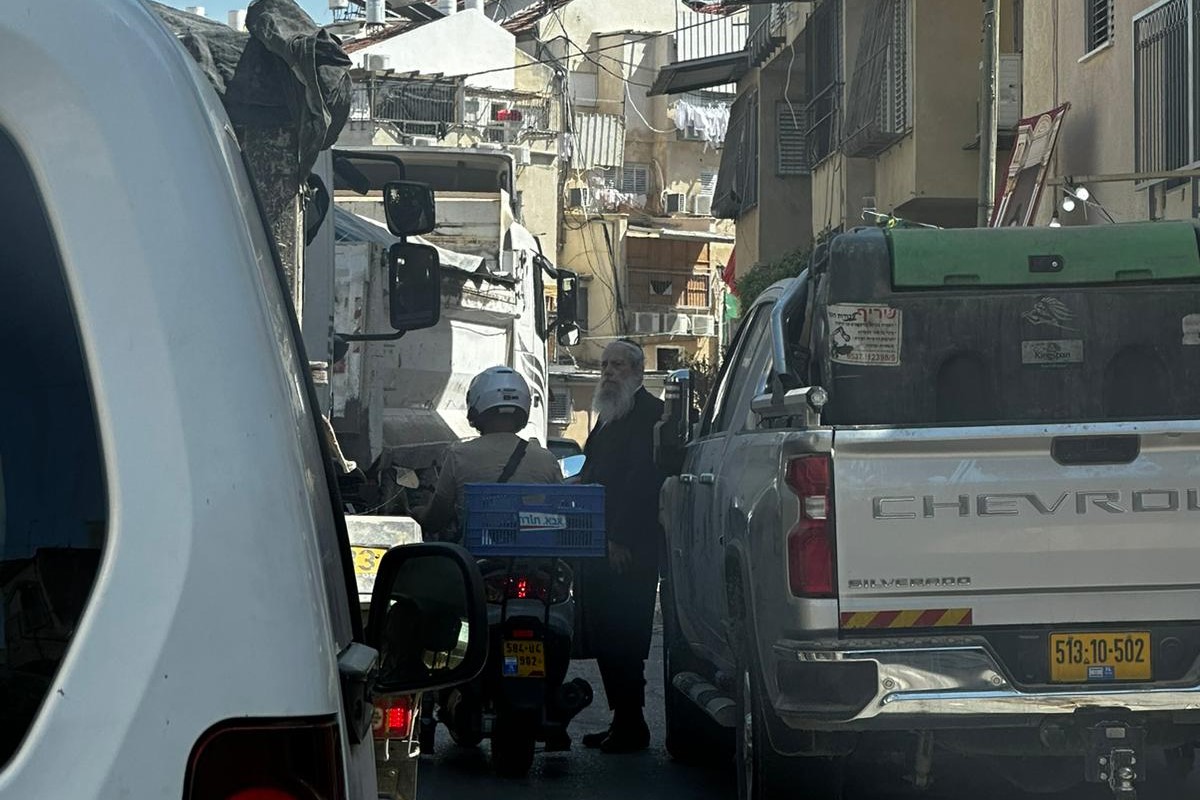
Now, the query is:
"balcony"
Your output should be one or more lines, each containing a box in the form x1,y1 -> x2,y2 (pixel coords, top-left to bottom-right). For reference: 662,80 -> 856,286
747,4 -> 787,68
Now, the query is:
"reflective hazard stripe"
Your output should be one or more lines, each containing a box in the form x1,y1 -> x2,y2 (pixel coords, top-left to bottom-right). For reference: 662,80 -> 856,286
839,608 -> 973,629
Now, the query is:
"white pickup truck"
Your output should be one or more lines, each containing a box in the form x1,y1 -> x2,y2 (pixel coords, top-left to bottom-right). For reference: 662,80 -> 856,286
658,222 -> 1200,799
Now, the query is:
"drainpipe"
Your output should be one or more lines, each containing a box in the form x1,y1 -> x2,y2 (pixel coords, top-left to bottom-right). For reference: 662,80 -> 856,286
977,0 -> 999,226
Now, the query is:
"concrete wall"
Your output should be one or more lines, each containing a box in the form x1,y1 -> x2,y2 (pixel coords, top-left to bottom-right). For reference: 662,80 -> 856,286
352,11 -> 517,90
1021,0 -> 1194,225
537,0 -> 675,51
757,58 -> 814,260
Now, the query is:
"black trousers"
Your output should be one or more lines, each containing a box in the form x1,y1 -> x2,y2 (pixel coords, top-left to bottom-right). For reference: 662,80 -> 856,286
579,558 -> 659,712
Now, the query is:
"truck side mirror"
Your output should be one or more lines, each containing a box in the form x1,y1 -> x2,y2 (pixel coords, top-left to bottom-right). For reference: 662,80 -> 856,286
365,543 -> 488,696
555,270 -> 579,326
388,242 -> 441,333
383,180 -> 436,237
655,369 -> 693,475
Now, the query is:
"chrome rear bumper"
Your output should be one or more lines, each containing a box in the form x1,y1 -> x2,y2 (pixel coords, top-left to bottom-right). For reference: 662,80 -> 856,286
773,636 -> 1200,729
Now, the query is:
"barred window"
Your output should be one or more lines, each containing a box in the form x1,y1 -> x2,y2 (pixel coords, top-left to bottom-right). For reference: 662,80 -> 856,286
1086,0 -> 1114,53
1133,0 -> 1193,175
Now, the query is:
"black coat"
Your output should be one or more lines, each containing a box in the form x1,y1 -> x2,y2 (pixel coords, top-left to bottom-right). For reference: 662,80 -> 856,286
575,387 -> 665,660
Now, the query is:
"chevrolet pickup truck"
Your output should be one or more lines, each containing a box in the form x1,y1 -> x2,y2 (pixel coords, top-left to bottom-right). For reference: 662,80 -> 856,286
657,222 -> 1200,799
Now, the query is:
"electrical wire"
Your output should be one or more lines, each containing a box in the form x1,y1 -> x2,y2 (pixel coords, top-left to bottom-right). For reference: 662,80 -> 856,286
452,14 -> 732,81
624,81 -> 677,134
548,6 -> 655,89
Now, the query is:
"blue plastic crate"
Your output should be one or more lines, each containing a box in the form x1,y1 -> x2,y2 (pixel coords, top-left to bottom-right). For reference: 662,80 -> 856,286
462,483 -> 606,558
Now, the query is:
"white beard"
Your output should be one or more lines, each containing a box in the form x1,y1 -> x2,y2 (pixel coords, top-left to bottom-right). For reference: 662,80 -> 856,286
592,376 -> 639,424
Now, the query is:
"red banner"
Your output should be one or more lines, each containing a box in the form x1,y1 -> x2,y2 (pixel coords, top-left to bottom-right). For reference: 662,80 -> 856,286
721,248 -> 737,295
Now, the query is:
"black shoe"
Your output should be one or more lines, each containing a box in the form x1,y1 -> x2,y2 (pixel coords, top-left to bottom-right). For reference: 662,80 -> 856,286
581,728 -> 611,749
599,718 -> 650,754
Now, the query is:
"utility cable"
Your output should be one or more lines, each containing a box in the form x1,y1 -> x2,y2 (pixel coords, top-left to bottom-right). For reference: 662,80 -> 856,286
452,14 -> 732,81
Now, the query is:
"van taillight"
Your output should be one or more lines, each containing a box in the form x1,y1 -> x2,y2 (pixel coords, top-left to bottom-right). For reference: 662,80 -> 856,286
785,455 -> 836,598
372,694 -> 416,740
184,717 -> 344,800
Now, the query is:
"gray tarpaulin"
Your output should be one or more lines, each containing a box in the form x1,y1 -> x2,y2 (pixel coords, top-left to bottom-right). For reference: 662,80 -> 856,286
152,0 -> 351,186
151,0 -> 352,273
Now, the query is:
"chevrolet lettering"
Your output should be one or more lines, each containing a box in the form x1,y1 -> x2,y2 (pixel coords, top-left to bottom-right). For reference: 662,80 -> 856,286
872,489 -> 1200,519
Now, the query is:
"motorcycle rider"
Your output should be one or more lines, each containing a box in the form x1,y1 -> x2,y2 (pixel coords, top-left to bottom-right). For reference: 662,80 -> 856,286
414,366 -> 574,752
415,364 -> 562,539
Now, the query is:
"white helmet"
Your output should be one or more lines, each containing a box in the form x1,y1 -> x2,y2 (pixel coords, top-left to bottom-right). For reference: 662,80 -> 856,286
466,366 -> 531,425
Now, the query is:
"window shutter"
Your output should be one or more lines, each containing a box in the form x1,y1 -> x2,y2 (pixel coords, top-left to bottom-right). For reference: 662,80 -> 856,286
777,101 -> 810,176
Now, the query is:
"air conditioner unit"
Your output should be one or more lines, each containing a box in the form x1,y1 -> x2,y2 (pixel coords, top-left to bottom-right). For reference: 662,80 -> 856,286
997,54 -> 1023,130
691,314 -> 715,336
665,192 -> 687,214
633,312 -> 660,334
691,194 -> 713,216
568,187 -> 591,209
663,313 -> 692,334
509,144 -> 532,166
365,53 -> 389,71
410,135 -> 438,147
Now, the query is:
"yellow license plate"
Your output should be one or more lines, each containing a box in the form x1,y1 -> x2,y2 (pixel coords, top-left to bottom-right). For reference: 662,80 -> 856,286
502,640 -> 545,678
1049,632 -> 1151,683
351,546 -> 389,577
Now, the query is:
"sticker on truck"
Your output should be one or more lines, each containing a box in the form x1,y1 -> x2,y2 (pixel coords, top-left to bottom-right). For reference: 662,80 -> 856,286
826,304 -> 902,366
1183,313 -> 1200,345
1021,339 -> 1084,366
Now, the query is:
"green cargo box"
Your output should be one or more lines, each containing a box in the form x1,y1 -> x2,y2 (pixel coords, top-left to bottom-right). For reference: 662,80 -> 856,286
808,225 -> 1200,427
889,221 -> 1200,287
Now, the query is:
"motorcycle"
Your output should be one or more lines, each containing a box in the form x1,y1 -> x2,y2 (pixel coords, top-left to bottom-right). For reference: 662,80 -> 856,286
419,455 -> 596,778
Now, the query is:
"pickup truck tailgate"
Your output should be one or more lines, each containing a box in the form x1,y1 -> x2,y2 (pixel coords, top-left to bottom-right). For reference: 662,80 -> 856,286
834,423 -> 1200,627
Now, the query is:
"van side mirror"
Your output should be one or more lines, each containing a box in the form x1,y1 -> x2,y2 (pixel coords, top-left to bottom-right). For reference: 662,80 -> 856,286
655,369 -> 693,475
383,181 -> 437,237
365,543 -> 487,696
388,242 -> 441,333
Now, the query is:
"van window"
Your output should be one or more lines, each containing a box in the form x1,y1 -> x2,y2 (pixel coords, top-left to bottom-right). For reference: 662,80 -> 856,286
0,129 -> 107,768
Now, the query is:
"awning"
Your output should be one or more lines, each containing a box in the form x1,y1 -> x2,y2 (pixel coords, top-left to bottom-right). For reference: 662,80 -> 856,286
648,52 -> 748,97
626,226 -> 735,243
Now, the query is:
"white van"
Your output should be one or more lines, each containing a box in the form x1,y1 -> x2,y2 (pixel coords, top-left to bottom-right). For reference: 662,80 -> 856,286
0,2 -> 486,798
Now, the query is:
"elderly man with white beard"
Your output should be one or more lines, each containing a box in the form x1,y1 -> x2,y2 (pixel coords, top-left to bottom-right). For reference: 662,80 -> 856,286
576,338 -> 665,754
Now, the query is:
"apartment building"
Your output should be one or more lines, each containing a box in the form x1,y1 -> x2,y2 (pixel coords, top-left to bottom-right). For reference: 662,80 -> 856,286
1022,0 -> 1200,225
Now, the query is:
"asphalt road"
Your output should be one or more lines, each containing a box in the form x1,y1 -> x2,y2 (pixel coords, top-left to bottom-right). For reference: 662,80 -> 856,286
416,616 -> 1198,800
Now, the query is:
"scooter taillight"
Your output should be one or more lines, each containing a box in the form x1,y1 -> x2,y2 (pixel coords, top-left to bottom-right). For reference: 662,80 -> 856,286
372,694 -> 416,741
494,573 -> 551,601
481,560 -> 572,604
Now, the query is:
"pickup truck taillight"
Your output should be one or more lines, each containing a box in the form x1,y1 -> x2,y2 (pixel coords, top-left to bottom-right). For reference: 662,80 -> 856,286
785,455 -> 836,598
184,717 -> 344,800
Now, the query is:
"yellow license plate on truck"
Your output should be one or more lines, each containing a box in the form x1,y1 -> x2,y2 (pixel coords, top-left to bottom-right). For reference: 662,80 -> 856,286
1049,632 -> 1151,683
502,640 -> 545,678
351,546 -> 389,577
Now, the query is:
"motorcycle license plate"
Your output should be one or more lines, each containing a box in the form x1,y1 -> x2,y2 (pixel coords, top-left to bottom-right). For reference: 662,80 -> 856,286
1049,632 -> 1151,683
502,640 -> 545,678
